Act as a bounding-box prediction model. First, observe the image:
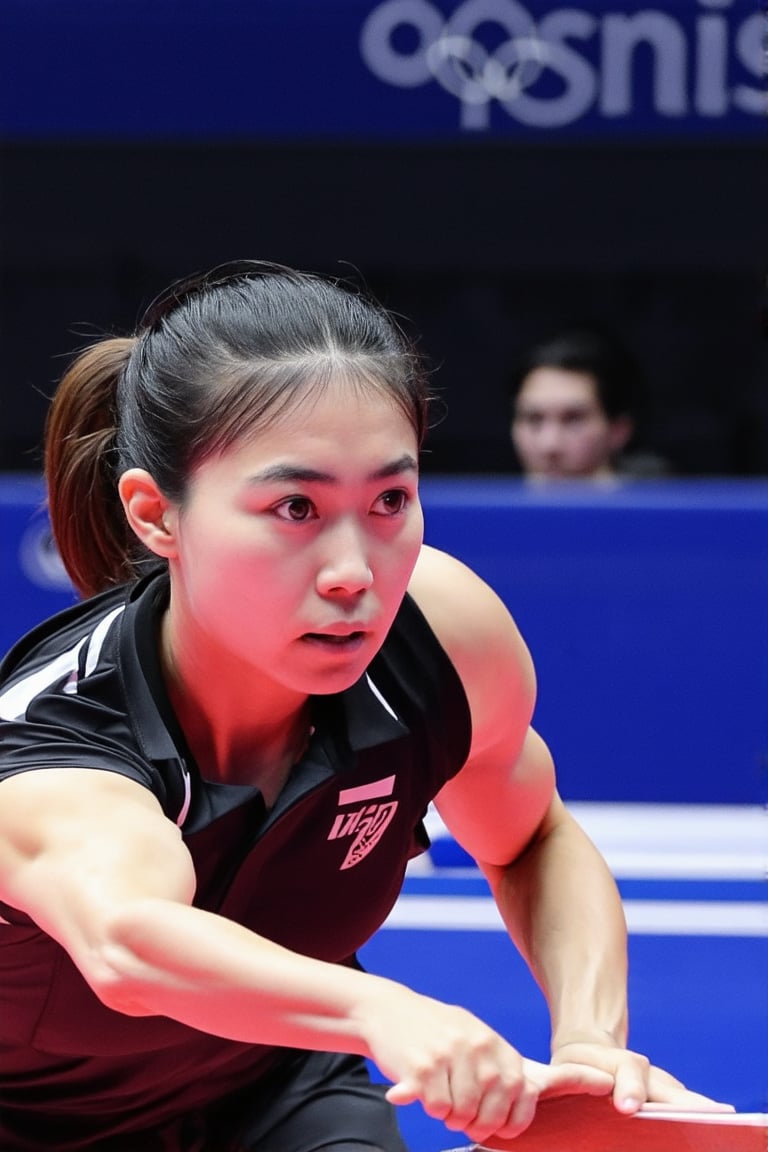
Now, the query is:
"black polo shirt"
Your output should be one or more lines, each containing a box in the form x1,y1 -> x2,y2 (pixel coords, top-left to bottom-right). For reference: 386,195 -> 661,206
0,567 -> 471,1146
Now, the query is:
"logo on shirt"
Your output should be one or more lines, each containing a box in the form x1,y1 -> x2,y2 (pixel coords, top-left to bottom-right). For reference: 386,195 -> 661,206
327,774 -> 398,870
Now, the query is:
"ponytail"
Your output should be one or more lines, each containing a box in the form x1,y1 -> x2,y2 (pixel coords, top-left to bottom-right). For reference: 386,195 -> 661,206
44,338 -> 148,599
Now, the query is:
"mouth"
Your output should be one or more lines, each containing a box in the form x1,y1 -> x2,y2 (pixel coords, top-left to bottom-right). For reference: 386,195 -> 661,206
300,630 -> 367,650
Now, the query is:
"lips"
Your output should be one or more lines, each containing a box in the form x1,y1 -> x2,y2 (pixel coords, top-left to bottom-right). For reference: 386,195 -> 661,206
302,630 -> 366,645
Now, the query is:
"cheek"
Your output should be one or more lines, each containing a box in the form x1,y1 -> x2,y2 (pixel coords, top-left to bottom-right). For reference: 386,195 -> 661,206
177,524 -> 295,621
567,419 -> 603,449
399,507 -> 425,570
582,425 -> 614,458
513,426 -> 540,456
189,560 -> 300,659
366,516 -> 423,605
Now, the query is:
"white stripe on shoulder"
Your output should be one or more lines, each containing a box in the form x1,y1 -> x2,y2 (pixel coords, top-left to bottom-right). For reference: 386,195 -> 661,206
0,639 -> 88,720
84,606 -> 125,677
0,605 -> 125,721
365,672 -> 399,720
176,767 -> 192,828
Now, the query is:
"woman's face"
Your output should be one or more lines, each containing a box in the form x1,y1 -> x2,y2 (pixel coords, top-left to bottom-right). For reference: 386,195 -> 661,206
164,377 -> 424,696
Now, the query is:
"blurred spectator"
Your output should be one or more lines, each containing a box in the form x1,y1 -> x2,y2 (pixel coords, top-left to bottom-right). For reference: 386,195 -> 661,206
508,329 -> 668,481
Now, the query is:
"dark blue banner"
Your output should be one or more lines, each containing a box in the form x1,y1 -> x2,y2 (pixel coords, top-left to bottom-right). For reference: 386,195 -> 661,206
1,0 -> 764,140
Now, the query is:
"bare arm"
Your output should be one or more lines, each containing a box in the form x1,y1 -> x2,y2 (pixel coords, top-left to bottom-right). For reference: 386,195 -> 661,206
409,545 -> 731,1113
0,767 -> 375,1048
0,765 -> 610,1143
479,786 -> 630,1053
474,779 -> 729,1112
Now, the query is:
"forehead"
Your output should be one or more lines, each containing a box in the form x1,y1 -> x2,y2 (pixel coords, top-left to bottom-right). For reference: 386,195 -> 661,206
196,374 -> 418,482
516,367 -> 602,412
265,373 -> 417,444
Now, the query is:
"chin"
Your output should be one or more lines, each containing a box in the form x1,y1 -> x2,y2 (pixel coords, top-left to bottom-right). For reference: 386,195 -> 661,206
298,670 -> 367,698
286,654 -> 370,695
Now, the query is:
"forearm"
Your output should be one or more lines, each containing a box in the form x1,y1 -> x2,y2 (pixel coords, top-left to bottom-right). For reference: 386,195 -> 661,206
480,806 -> 629,1052
91,896 -> 395,1054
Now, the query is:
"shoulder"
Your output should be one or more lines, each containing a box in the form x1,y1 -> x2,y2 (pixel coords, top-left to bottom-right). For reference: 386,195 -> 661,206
0,567 -> 165,693
406,545 -> 537,758
0,570 -> 185,820
0,584 -> 129,688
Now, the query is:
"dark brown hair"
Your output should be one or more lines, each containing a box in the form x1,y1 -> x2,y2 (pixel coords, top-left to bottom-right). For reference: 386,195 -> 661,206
45,261 -> 429,598
509,328 -> 642,421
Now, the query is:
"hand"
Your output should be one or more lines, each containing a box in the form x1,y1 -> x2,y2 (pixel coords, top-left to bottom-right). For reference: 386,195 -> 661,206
521,1056 -> 613,1102
551,1041 -> 735,1115
365,988 -> 613,1145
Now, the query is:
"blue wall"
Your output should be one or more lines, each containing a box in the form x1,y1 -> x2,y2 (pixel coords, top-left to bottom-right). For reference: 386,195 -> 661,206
2,474 -> 767,803
1,0 -> 762,141
420,477 -> 768,805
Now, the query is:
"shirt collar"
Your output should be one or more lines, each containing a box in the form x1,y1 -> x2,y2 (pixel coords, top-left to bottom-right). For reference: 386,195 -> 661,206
119,568 -> 410,765
341,671 -> 410,751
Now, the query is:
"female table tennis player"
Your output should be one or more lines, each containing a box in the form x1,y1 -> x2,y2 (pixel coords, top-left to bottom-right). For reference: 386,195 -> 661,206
0,262 -> 726,1151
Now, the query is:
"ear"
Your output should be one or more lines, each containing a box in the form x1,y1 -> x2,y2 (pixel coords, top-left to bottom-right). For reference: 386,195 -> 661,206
608,415 -> 634,455
118,468 -> 179,560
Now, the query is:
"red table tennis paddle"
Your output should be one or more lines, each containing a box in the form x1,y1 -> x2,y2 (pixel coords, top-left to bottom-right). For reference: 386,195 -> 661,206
444,1093 -> 767,1151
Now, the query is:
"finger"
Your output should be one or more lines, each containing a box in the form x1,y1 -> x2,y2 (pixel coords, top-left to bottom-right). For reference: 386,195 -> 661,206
446,1054 -> 530,1143
611,1051 -> 651,1113
386,1063 -> 452,1121
642,1097 -> 737,1113
482,1075 -> 539,1142
553,1045 -> 650,1113
646,1066 -> 736,1112
523,1058 -> 614,1100
550,1042 -> 616,1074
385,1081 -> 420,1106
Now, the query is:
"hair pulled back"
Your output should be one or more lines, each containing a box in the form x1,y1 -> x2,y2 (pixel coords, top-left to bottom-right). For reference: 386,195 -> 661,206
45,261 -> 429,599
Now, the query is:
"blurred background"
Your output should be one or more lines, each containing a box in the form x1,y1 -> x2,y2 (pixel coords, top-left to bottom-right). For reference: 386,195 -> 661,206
0,0 -> 766,475
1,3 -> 766,1148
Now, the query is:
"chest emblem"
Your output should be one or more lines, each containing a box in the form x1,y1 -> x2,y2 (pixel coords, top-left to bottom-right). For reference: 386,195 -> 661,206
327,775 -> 398,870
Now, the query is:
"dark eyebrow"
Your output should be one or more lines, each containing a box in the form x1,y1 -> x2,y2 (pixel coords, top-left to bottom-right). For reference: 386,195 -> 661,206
245,454 -> 418,487
369,454 -> 419,481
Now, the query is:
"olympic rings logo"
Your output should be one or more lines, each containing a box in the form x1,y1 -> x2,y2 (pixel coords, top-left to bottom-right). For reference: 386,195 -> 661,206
360,0 -> 762,130
361,0 -> 558,128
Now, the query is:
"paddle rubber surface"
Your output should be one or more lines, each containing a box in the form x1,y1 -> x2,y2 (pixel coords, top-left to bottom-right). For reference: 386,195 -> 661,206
442,1095 -> 768,1151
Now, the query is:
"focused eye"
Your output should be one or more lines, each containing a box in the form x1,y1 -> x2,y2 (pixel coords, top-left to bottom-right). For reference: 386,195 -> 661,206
274,497 -> 316,522
373,489 -> 408,516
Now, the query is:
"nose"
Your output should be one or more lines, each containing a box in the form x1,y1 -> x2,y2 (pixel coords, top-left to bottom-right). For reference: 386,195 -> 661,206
536,419 -> 566,453
315,519 -> 374,597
